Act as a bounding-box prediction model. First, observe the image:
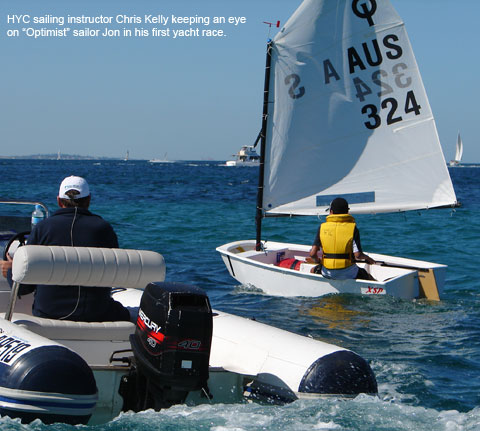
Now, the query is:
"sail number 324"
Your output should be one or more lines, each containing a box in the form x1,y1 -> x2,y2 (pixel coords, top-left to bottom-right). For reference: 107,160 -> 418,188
361,90 -> 421,130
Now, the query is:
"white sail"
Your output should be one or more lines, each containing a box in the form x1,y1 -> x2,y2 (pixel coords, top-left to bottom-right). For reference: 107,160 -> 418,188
262,0 -> 457,215
454,132 -> 463,162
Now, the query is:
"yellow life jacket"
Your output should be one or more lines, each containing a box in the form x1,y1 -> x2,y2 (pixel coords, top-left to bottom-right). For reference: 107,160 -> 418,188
320,214 -> 356,270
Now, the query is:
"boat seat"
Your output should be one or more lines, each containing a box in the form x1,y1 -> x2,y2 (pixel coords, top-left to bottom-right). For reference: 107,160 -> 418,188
11,312 -> 135,341
6,245 -> 166,321
12,245 -> 165,288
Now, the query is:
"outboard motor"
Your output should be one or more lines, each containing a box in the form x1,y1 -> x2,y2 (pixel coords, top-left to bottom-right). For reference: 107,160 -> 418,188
125,282 -> 212,411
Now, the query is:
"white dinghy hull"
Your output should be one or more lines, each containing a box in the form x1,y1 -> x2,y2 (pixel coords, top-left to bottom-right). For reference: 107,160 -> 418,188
217,240 -> 446,300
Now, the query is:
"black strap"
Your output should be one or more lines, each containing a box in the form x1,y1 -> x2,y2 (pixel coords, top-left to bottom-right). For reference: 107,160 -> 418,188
323,253 -> 350,259
290,259 -> 300,269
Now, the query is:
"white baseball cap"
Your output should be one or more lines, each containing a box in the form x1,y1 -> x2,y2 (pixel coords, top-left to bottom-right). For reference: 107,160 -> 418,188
58,176 -> 90,199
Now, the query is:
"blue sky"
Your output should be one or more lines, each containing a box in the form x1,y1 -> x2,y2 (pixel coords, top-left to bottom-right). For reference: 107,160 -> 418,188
1,0 -> 478,162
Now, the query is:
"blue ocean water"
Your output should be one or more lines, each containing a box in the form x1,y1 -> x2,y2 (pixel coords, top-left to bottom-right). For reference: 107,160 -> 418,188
0,159 -> 479,430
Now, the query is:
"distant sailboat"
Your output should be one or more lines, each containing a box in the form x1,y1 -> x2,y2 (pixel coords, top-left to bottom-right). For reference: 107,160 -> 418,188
449,133 -> 463,166
124,150 -> 129,162
57,151 -> 61,160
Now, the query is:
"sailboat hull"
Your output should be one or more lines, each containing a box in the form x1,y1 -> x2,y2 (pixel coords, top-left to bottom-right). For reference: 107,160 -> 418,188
217,240 -> 446,300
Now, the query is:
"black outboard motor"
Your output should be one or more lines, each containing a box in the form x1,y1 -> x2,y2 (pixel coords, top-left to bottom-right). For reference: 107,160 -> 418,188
126,282 -> 213,411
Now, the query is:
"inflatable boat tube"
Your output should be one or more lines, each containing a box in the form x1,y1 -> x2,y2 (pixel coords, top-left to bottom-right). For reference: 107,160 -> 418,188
0,318 -> 97,425
210,311 -> 377,401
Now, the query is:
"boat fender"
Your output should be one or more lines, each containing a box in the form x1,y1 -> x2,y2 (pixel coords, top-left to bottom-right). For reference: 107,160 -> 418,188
299,350 -> 377,395
0,319 -> 97,425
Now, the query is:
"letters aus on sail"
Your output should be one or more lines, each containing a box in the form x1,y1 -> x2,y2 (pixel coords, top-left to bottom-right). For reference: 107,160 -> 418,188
262,0 -> 457,215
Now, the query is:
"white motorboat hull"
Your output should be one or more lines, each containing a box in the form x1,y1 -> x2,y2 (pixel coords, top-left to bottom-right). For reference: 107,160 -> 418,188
2,300 -> 377,424
0,244 -> 377,425
225,160 -> 259,167
216,240 -> 446,300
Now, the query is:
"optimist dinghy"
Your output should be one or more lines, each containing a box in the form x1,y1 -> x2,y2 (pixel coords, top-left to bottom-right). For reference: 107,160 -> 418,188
217,0 -> 458,301
0,202 -> 377,425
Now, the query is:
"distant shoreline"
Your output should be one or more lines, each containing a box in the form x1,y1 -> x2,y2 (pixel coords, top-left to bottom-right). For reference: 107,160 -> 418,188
0,155 -> 224,162
0,154 -> 120,160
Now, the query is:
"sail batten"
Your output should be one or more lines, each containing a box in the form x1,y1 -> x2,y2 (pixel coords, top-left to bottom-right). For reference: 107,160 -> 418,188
261,0 -> 457,217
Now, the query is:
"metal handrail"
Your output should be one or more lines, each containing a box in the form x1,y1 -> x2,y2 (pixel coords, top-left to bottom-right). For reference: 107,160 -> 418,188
0,200 -> 50,217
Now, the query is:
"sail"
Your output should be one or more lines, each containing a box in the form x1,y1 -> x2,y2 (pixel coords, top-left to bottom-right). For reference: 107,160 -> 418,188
262,0 -> 457,215
454,133 -> 463,162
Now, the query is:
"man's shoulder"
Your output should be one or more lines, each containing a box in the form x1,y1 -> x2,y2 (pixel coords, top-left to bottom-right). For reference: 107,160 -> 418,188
53,208 -> 114,231
84,212 -> 113,228
83,210 -> 106,220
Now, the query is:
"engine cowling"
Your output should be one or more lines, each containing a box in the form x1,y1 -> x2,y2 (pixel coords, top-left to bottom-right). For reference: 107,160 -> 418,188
128,282 -> 213,410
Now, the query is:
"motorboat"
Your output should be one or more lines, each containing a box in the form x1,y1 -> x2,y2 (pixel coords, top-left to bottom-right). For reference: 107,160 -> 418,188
226,146 -> 260,167
0,200 -> 377,425
149,153 -> 174,163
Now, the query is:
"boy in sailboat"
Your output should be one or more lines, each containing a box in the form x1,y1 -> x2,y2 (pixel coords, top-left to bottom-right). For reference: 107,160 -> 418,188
308,197 -> 376,280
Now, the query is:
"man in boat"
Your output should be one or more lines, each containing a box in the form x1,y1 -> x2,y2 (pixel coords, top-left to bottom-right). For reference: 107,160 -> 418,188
19,176 -> 131,322
308,197 -> 376,280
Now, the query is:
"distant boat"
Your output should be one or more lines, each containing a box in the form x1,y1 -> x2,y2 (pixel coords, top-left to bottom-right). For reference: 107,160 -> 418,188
226,145 -> 260,167
124,150 -> 129,162
449,133 -> 463,166
57,151 -> 61,160
149,153 -> 174,163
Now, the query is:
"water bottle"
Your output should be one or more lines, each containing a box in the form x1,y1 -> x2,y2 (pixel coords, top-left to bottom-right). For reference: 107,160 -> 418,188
31,204 -> 45,228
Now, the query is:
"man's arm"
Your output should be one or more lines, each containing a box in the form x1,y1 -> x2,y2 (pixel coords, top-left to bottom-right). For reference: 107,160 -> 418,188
1,254 -> 12,279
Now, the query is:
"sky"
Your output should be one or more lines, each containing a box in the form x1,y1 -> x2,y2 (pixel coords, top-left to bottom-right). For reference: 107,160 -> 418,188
1,0 -> 478,162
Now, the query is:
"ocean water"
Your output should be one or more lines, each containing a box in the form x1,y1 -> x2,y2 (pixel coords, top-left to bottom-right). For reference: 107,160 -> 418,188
0,159 -> 479,430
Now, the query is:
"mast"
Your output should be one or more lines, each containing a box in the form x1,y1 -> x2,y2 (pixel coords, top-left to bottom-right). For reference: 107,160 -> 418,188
255,40 -> 273,251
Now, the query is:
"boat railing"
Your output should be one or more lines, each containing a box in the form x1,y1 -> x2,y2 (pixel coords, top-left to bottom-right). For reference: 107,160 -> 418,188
0,200 -> 50,217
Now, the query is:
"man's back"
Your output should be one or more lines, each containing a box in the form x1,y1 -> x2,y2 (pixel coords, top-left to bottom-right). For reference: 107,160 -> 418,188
29,207 -> 118,248
28,207 -> 129,321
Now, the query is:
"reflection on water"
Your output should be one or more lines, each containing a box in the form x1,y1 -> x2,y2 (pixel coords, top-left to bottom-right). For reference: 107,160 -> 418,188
300,295 -> 371,330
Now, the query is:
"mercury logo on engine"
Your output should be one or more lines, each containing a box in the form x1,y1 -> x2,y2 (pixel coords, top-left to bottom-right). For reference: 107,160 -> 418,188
138,309 -> 162,333
137,309 -> 165,347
